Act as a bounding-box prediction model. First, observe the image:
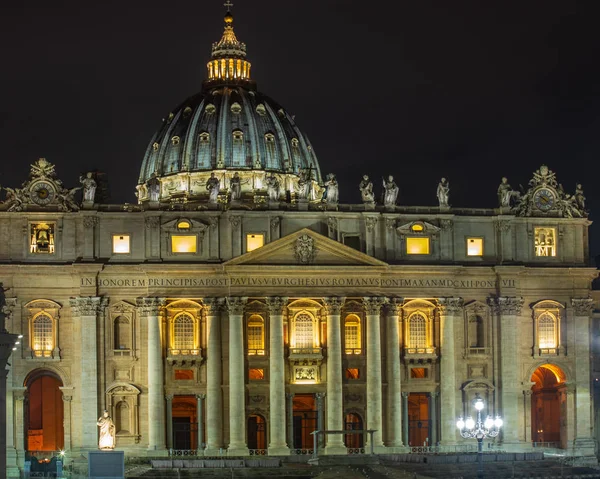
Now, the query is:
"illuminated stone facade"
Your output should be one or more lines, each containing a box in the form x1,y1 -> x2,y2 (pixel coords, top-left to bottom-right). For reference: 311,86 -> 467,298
0,9 -> 597,479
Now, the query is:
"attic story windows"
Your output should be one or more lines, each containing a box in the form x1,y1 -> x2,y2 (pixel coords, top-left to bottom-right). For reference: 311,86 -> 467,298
534,227 -> 557,257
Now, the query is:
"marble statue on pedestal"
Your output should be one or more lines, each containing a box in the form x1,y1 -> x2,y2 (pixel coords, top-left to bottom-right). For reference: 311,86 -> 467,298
323,173 -> 339,204
97,410 -> 116,450
497,177 -> 520,207
80,172 -> 97,203
206,172 -> 220,203
437,177 -> 450,207
297,167 -> 312,200
266,173 -> 281,201
229,172 -> 245,202
575,184 -> 586,211
359,175 -> 375,203
382,175 -> 399,207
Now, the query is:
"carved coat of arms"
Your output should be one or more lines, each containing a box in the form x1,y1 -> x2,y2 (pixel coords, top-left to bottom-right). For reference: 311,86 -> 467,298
294,234 -> 316,264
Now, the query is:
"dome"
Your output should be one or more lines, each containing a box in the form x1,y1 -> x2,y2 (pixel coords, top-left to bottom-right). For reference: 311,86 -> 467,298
137,11 -> 322,204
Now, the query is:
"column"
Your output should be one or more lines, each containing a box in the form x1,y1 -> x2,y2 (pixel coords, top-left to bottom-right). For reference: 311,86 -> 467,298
323,297 -> 346,454
386,298 -> 403,448
286,393 -> 294,450
227,297 -> 248,455
266,297 -> 290,455
437,297 -> 463,446
70,296 -> 102,450
429,392 -> 438,445
315,393 -> 326,449
196,394 -> 206,450
136,297 -> 167,451
204,298 -> 224,455
571,298 -> 596,456
60,389 -> 73,452
165,395 -> 173,450
364,296 -> 386,450
523,390 -> 533,444
491,296 -> 524,444
13,390 -> 26,474
402,392 -> 409,447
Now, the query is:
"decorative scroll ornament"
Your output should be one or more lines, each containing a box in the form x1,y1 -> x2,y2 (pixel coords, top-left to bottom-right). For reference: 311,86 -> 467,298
385,218 -> 397,230
202,297 -> 223,315
70,296 -> 102,316
266,296 -> 288,314
437,297 -> 464,315
226,296 -> 247,315
145,216 -> 160,229
270,216 -> 280,230
386,297 -> 403,316
83,216 -> 99,229
571,298 -> 594,316
294,234 -> 316,264
228,215 -> 241,230
494,220 -> 511,233
488,296 -> 524,316
323,297 -> 345,315
327,216 -> 338,231
365,216 -> 377,232
363,296 -> 386,315
135,297 -> 166,317
440,219 -> 454,231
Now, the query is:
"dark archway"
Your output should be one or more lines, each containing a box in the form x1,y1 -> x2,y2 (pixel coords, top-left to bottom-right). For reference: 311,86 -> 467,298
531,364 -> 566,447
25,370 -> 64,453
247,414 -> 266,450
344,412 -> 364,448
292,394 -> 317,450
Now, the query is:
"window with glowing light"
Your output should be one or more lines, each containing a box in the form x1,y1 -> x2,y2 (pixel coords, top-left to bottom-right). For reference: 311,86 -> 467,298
112,235 -> 130,254
171,235 -> 197,253
293,312 -> 315,349
172,313 -> 195,354
177,220 -> 191,230
344,314 -> 361,354
406,237 -> 430,255
466,238 -> 483,256
32,313 -> 53,358
246,234 -> 264,252
410,367 -> 428,379
538,312 -> 557,349
345,368 -> 360,379
408,313 -> 427,349
247,314 -> 265,355
249,368 -> 264,380
534,227 -> 556,257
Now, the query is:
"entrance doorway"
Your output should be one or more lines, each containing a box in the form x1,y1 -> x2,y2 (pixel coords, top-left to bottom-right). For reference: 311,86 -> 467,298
344,413 -> 364,448
292,394 -> 317,450
408,393 -> 430,447
531,364 -> 566,447
25,371 -> 64,453
172,396 -> 198,450
247,414 -> 266,450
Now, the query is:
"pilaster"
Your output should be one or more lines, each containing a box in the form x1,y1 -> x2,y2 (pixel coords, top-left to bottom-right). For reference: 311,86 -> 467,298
386,298 -> 403,448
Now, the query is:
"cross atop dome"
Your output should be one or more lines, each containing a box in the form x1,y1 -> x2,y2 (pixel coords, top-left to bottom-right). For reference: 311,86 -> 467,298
224,0 -> 233,12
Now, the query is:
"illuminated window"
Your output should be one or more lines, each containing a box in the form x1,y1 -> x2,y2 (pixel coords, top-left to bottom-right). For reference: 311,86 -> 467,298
408,313 -> 427,348
265,133 -> 275,143
538,312 -> 557,349
30,223 -> 55,254
173,313 -> 195,353
294,312 -> 315,349
232,130 -> 243,142
112,235 -> 130,254
249,368 -> 264,380
534,227 -> 556,257
345,368 -> 360,379
410,368 -> 428,379
177,220 -> 190,230
247,314 -> 265,355
246,234 -> 264,252
467,238 -> 483,256
174,369 -> 194,380
32,313 -> 53,358
344,314 -> 361,354
199,132 -> 210,143
172,235 -> 197,253
411,223 -> 424,232
406,237 -> 430,255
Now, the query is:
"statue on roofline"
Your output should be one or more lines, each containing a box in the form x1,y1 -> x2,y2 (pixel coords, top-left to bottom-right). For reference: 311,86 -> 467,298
359,175 -> 374,203
437,177 -> 450,207
382,175 -> 399,207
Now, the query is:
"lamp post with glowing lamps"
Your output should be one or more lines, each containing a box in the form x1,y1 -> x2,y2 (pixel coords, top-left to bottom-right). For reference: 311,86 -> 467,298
456,394 -> 503,479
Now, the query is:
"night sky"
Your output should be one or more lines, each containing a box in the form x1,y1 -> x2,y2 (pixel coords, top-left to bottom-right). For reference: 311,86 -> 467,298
1,1 -> 600,259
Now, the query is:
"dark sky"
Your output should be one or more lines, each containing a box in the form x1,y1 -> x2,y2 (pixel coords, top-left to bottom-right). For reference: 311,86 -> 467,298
1,1 -> 600,258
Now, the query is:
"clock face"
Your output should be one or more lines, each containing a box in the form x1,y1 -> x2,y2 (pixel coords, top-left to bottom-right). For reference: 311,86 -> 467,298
31,181 -> 56,205
533,188 -> 555,212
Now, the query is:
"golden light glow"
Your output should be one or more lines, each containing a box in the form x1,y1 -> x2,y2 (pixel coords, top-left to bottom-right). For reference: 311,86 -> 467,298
112,235 -> 130,254
249,368 -> 264,380
467,238 -> 483,256
534,227 -> 556,257
177,220 -> 191,229
172,235 -> 197,253
411,223 -> 424,232
246,233 -> 264,252
406,237 -> 430,255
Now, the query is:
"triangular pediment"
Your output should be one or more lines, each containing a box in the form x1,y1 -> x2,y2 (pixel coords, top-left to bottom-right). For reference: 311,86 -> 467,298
224,228 -> 388,267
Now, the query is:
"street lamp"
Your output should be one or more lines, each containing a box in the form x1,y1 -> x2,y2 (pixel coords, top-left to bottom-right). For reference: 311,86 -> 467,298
456,394 -> 503,479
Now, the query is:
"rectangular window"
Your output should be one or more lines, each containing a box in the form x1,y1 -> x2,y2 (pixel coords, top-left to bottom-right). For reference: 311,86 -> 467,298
246,233 -> 264,252
406,237 -> 430,255
345,368 -> 360,379
343,235 -> 361,251
247,325 -> 265,354
410,368 -> 428,379
174,369 -> 194,380
249,368 -> 264,380
172,235 -> 197,253
112,235 -> 130,254
534,227 -> 556,257
30,222 -> 56,254
466,237 -> 483,256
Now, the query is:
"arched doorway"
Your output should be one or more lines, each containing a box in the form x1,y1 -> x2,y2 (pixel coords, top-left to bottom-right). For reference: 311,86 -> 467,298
344,412 -> 364,448
247,414 -> 266,450
25,370 -> 64,454
172,396 -> 197,450
292,394 -> 317,450
531,364 -> 566,447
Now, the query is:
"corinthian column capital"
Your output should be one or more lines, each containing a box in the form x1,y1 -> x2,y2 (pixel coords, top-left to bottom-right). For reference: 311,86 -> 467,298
323,297 -> 345,315
488,296 -> 524,316
437,297 -> 464,315
386,297 -> 403,316
363,296 -> 386,315
135,297 -> 166,317
266,297 -> 288,315
203,297 -> 224,315
226,297 -> 247,315
571,298 -> 594,316
70,296 -> 104,316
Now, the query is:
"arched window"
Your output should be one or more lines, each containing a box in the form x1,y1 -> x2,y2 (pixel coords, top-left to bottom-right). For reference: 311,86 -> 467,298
344,314 -> 361,354
113,316 -> 131,351
247,314 -> 265,355
538,312 -> 557,349
173,313 -> 195,353
408,313 -> 427,349
32,313 -> 53,358
294,312 -> 314,349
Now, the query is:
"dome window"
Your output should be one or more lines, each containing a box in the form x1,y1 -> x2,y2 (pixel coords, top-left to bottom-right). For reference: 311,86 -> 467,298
233,130 -> 244,142
277,109 -> 286,118
199,132 -> 210,143
265,133 -> 275,143
152,142 -> 160,152
291,138 -> 299,147
205,104 -> 216,114
256,104 -> 266,116
230,102 -> 242,114
171,136 -> 180,146
183,106 -> 192,117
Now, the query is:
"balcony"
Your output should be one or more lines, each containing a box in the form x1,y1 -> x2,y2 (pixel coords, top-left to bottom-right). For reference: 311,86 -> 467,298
167,348 -> 203,365
403,347 -> 437,363
463,347 -> 491,358
289,347 -> 323,360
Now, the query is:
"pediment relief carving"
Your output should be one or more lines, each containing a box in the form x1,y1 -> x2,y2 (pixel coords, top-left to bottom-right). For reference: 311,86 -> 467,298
161,218 -> 209,232
532,299 -> 564,311
402,299 -> 436,312
25,299 -> 62,311
166,299 -> 202,311
109,300 -> 136,314
106,382 -> 141,396
464,300 -> 489,315
396,221 -> 440,236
